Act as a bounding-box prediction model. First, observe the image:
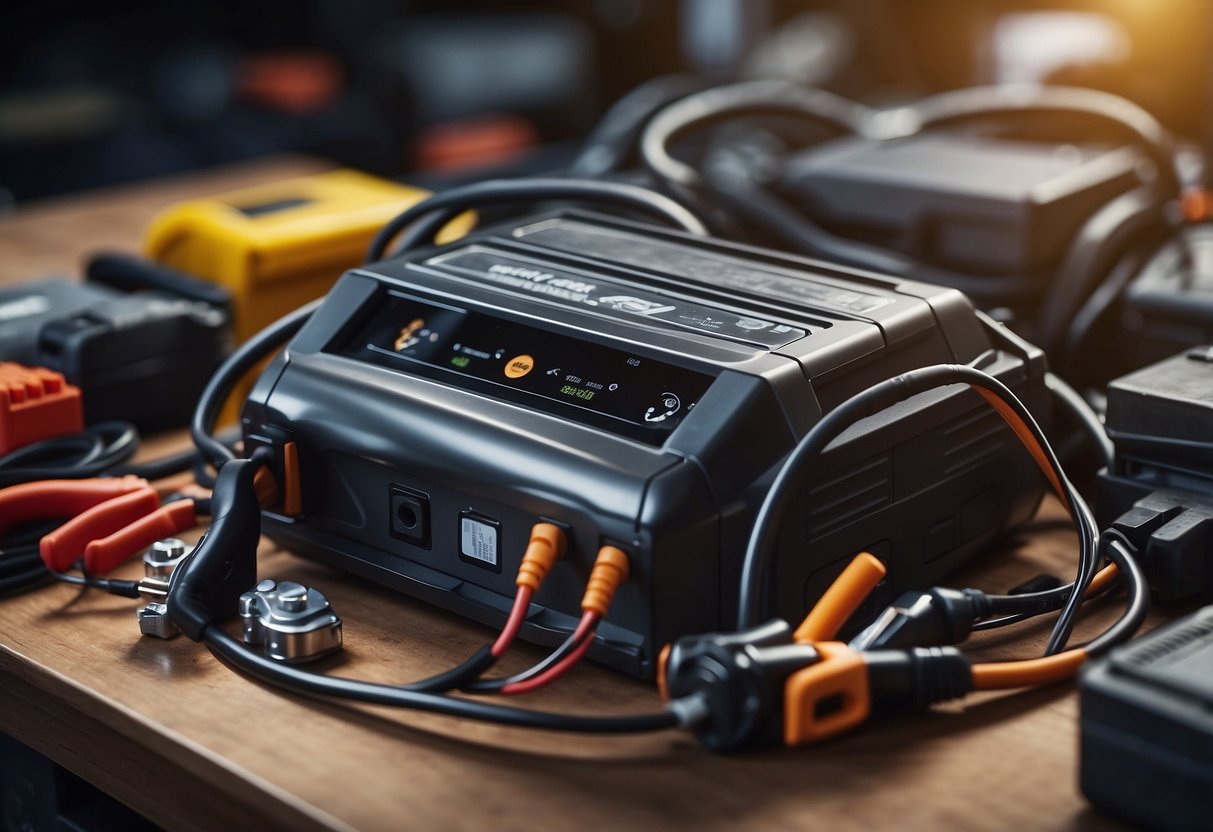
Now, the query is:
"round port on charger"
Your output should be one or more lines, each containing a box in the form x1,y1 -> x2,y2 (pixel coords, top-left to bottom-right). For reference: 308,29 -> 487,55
389,484 -> 432,550
397,504 -> 419,530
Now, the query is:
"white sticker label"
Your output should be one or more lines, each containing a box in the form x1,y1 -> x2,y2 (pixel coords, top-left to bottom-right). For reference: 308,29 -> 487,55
460,517 -> 498,566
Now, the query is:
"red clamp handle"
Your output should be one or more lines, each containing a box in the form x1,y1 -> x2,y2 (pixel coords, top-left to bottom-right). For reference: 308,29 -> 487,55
39,487 -> 161,572
0,477 -> 147,537
83,500 -> 198,574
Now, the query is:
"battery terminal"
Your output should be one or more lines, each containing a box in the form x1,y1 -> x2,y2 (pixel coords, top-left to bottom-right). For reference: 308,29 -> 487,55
239,578 -> 343,663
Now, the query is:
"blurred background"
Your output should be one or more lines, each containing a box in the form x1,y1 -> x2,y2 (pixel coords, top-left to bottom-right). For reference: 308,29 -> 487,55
2,0 -> 1211,209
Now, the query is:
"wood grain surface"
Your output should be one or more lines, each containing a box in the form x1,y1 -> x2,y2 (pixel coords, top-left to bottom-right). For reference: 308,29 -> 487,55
0,158 -> 1136,831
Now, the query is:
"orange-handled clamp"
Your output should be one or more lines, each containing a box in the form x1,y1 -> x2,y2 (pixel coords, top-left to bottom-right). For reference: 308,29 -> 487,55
81,500 -> 198,574
783,553 -> 887,745
0,477 -> 199,573
0,477 -> 147,536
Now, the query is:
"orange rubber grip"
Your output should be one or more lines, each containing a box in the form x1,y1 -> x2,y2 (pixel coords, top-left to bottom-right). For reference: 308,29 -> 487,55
794,552 -> 887,644
83,500 -> 198,574
581,545 -> 630,617
39,487 -> 160,572
515,523 -> 567,592
784,642 -> 871,746
0,477 -> 147,537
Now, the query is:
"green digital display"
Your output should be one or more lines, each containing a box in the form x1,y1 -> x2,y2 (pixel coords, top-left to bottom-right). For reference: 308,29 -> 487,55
559,385 -> 596,401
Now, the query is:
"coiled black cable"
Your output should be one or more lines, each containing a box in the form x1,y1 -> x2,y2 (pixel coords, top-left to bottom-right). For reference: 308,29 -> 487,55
0,421 -> 139,489
0,520 -> 57,595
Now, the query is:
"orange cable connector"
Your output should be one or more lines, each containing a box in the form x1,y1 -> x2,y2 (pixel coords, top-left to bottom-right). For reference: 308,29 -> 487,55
581,545 -> 630,617
516,523 -> 567,593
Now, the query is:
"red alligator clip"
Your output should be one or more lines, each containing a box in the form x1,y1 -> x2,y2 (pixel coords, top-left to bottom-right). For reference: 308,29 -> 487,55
0,477 -> 198,573
81,499 -> 197,573
0,477 -> 147,537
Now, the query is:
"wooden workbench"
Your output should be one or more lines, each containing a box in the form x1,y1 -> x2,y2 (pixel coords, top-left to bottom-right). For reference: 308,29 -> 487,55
0,158 -> 1134,832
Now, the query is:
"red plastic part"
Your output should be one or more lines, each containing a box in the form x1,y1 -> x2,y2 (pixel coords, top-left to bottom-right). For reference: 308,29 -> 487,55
0,477 -> 148,537
83,500 -> 197,574
39,487 -> 160,572
0,363 -> 84,456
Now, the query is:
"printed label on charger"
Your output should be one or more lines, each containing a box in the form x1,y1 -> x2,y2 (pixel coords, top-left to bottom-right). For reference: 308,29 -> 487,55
460,515 -> 499,568
426,245 -> 806,349
511,219 -> 896,315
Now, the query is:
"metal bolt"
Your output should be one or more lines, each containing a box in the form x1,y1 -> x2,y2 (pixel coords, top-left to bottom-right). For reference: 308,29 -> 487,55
276,581 -> 309,612
149,539 -> 186,563
143,538 -> 189,578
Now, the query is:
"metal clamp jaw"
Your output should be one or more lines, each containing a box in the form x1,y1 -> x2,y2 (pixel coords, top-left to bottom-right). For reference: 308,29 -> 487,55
239,579 -> 343,663
137,538 -> 190,639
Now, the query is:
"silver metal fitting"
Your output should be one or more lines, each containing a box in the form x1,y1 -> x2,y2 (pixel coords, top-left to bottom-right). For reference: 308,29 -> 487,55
135,538 -> 191,639
137,602 -> 179,639
239,579 -> 343,663
137,576 -> 171,602
143,538 -> 188,578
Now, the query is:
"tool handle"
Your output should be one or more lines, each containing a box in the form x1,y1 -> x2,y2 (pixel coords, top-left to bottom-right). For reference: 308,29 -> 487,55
39,487 -> 160,572
0,477 -> 147,537
83,500 -> 197,574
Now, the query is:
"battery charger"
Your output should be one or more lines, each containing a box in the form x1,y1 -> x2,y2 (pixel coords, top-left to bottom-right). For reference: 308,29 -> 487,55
241,210 -> 1049,677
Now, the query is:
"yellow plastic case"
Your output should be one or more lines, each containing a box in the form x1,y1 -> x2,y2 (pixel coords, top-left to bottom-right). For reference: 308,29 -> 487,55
144,168 -> 469,342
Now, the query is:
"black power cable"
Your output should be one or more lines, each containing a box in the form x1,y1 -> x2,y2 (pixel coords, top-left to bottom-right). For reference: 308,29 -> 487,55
638,79 -> 869,195
204,626 -> 684,733
166,458 -> 698,733
191,300 -> 322,471
0,421 -> 139,489
1044,372 -> 1113,470
736,364 -> 1098,658
366,178 -> 709,264
0,520 -> 57,595
1034,187 -> 1170,356
641,80 -> 1181,199
1084,532 -> 1149,656
568,73 -> 713,178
